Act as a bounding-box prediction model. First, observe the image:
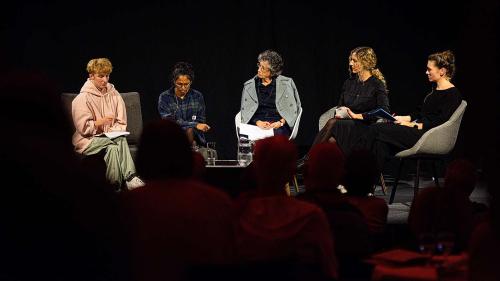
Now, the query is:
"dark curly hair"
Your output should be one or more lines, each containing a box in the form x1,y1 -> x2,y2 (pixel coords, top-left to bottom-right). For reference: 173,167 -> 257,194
257,50 -> 284,77
171,61 -> 195,84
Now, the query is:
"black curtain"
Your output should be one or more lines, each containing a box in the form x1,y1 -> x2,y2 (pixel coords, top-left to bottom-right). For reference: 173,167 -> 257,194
2,0 -> 498,167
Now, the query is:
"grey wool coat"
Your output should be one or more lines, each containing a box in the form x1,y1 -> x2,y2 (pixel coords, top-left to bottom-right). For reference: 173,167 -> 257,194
240,75 -> 302,127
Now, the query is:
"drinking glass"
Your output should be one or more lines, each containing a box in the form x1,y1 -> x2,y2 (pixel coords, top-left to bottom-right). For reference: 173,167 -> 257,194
237,137 -> 253,166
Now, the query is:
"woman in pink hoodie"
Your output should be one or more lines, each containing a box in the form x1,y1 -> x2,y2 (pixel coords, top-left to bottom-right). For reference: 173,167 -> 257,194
72,58 -> 144,190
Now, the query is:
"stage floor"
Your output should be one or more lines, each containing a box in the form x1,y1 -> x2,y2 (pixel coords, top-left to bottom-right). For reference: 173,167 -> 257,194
294,175 -> 490,225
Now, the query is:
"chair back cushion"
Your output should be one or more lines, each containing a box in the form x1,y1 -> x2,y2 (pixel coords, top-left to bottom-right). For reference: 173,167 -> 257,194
318,107 -> 337,131
61,93 -> 77,121
120,92 -> 143,145
396,100 -> 467,157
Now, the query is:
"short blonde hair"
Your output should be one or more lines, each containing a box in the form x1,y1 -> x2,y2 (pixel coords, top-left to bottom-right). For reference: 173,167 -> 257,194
86,58 -> 113,75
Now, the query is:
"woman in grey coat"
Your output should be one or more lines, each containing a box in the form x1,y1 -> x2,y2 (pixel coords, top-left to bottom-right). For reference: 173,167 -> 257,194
240,50 -> 301,137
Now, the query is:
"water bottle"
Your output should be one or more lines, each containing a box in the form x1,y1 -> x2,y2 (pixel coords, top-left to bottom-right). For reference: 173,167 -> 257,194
237,137 -> 253,166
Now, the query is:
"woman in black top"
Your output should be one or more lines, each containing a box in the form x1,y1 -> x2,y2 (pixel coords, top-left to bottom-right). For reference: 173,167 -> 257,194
298,47 -> 389,167
364,50 -> 462,169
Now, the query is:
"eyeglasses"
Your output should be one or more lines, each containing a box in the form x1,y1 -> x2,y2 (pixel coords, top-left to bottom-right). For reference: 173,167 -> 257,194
175,82 -> 191,89
256,63 -> 271,72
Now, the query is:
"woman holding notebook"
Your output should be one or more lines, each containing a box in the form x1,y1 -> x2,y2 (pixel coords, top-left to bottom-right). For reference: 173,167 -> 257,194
362,50 -> 462,170
298,46 -> 389,169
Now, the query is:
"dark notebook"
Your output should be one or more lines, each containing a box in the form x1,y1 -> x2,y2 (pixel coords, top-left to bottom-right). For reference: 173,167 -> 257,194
366,108 -> 396,121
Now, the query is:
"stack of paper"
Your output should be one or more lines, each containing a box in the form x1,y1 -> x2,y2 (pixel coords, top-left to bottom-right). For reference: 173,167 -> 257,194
99,131 -> 130,139
238,124 -> 274,141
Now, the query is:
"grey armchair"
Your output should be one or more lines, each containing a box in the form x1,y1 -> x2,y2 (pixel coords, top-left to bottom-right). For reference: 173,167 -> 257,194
61,92 -> 143,159
318,107 -> 337,131
388,100 -> 467,204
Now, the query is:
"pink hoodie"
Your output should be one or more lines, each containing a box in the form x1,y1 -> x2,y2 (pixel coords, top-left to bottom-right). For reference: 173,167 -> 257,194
72,79 -> 127,153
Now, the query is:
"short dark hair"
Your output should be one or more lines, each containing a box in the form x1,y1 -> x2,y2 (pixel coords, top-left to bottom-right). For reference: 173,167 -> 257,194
171,61 -> 195,84
257,50 -> 284,77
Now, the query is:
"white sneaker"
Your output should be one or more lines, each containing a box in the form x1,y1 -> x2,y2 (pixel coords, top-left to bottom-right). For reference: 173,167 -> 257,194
126,176 -> 145,190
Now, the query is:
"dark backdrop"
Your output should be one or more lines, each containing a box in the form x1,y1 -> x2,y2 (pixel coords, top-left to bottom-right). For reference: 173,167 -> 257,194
2,0 -> 498,173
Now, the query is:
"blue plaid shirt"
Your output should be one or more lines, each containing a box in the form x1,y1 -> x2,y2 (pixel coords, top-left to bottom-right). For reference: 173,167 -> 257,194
158,87 -> 207,144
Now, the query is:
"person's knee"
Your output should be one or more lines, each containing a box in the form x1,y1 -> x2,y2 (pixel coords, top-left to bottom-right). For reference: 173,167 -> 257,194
185,128 -> 195,145
114,136 -> 128,144
106,144 -> 119,153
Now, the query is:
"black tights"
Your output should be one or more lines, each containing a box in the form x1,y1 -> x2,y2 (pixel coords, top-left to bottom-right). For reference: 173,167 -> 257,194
186,128 -> 196,146
301,118 -> 337,160
312,118 -> 338,146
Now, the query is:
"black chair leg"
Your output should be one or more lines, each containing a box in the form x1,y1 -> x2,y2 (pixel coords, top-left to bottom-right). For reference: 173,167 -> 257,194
379,173 -> 387,195
432,160 -> 440,187
413,159 -> 421,200
389,159 -> 404,204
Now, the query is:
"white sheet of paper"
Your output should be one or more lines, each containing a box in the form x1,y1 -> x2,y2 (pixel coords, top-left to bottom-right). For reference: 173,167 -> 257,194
238,123 -> 274,141
101,131 -> 130,139
335,107 -> 351,119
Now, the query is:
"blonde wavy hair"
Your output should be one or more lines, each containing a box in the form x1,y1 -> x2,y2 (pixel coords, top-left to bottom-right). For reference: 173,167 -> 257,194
349,47 -> 386,87
86,58 -> 113,75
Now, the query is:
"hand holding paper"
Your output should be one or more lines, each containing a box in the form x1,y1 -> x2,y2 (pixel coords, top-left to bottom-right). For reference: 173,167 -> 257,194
335,107 -> 351,119
239,123 -> 274,141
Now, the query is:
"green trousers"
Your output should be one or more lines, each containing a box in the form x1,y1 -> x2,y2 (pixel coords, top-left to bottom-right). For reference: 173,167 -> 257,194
83,136 -> 136,187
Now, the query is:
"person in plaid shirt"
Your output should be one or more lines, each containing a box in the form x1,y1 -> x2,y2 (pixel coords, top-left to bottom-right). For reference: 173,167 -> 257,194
158,62 -> 210,146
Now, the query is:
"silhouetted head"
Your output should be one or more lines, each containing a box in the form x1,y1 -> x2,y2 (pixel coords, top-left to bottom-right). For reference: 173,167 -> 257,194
191,151 -> 207,180
1,71 -> 121,280
304,142 -> 345,191
344,149 -> 379,196
136,119 -> 193,180
253,136 -> 297,194
444,159 -> 477,196
1,70 -> 73,142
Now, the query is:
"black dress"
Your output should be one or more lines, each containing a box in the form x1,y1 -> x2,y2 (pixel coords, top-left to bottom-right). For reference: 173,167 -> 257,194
326,76 -> 389,155
366,87 -> 462,169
